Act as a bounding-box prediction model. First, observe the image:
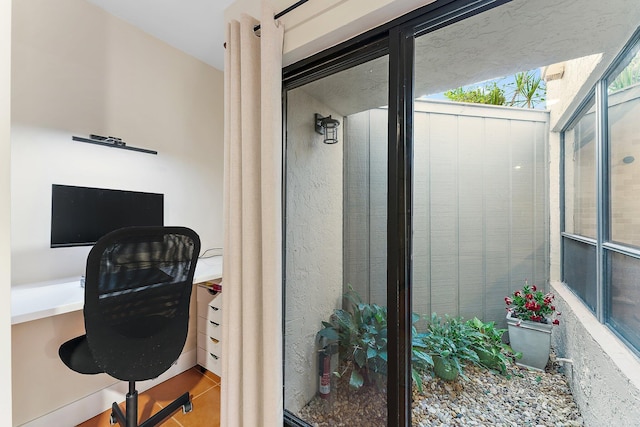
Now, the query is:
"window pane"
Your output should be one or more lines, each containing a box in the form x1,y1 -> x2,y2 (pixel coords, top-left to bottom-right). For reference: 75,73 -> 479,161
284,55 -> 389,426
564,103 -> 596,238
608,251 -> 640,350
562,237 -> 597,312
608,48 -> 640,247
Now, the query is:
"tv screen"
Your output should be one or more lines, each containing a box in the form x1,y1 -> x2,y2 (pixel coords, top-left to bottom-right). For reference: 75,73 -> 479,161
51,184 -> 164,247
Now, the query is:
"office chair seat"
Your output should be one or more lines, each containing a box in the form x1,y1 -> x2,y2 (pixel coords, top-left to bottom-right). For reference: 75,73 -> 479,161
58,226 -> 201,427
58,335 -> 102,375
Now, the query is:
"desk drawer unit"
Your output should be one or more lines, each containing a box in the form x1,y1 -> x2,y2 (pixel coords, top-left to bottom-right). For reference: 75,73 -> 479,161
196,284 -> 222,377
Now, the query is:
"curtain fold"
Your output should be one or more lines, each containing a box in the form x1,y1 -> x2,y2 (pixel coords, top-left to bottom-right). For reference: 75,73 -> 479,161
222,2 -> 284,426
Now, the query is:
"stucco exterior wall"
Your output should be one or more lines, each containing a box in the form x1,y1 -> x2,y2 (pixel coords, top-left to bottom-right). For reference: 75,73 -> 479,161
545,55 -> 602,130
284,88 -> 344,413
551,282 -> 640,427
548,130 -> 562,282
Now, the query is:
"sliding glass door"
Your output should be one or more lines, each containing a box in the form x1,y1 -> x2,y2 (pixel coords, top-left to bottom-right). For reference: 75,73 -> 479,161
280,0 -> 630,423
283,54 -> 390,426
282,1 -> 525,425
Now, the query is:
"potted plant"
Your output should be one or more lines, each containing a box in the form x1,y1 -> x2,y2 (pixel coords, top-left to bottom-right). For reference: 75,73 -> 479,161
504,280 -> 559,370
465,317 -> 521,374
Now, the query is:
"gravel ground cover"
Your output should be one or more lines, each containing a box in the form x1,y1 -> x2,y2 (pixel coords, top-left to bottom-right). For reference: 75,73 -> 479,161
297,355 -> 583,426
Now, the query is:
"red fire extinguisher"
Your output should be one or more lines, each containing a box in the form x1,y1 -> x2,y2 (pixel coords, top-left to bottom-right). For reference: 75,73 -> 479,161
318,347 -> 331,399
317,327 -> 338,399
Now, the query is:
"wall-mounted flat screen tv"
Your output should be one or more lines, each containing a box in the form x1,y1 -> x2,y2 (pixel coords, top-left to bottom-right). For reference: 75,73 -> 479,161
51,184 -> 164,247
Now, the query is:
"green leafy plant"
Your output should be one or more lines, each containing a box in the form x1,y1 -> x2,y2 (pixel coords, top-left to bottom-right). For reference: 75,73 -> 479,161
317,287 -> 434,392
444,70 -> 546,109
444,82 -> 506,105
465,317 -> 521,374
317,285 -> 388,390
419,313 -> 480,381
411,313 -> 434,392
505,280 -> 559,325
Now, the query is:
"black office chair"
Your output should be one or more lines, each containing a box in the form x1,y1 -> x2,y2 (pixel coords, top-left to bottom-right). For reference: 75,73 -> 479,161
59,226 -> 201,427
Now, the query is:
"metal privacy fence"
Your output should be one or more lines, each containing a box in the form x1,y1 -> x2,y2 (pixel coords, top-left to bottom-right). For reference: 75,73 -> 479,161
344,100 -> 550,326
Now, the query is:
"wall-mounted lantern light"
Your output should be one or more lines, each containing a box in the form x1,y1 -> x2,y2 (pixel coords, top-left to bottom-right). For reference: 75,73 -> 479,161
315,113 -> 340,144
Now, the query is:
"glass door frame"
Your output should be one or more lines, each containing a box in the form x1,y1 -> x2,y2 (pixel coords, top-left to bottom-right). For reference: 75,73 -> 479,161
282,1 -> 512,425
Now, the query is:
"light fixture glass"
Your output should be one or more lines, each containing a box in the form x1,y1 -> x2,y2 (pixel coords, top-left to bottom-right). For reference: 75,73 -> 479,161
314,114 -> 340,144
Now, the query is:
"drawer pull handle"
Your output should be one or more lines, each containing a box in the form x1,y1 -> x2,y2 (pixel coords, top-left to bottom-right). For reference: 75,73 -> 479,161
210,320 -> 220,326
210,353 -> 219,360
210,306 -> 219,311
210,337 -> 220,344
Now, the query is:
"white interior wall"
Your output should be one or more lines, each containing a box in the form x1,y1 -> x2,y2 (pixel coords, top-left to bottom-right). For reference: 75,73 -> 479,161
1,0 -> 13,424
10,0 -> 224,424
11,0 -> 224,286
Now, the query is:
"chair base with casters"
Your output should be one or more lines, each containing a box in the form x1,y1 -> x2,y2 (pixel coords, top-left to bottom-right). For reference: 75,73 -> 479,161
109,381 -> 192,427
59,333 -> 193,427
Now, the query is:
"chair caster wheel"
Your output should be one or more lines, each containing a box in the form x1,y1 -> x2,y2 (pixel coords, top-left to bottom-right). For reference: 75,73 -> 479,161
183,400 -> 193,414
109,413 -> 117,425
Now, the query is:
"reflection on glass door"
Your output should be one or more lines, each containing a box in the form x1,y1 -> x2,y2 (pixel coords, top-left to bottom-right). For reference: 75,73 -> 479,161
284,55 -> 389,426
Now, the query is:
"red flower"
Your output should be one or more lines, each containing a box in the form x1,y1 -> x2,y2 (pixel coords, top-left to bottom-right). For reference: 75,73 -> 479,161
553,319 -> 560,325
507,280 -> 559,325
550,305 -> 555,311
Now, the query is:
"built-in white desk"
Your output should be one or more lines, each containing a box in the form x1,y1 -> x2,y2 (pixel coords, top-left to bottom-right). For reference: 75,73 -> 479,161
11,255 -> 223,325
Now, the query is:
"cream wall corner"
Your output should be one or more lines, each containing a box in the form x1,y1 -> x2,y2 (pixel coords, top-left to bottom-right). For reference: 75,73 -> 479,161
1,0 -> 13,425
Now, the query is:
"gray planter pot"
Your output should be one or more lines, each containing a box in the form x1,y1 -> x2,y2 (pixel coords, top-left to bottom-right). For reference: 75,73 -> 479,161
506,311 -> 552,371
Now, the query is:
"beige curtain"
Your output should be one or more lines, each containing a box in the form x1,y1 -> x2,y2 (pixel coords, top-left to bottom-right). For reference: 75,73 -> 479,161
221,2 -> 284,426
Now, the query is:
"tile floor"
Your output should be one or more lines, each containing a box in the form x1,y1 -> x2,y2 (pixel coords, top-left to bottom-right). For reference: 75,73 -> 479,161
77,366 -> 220,427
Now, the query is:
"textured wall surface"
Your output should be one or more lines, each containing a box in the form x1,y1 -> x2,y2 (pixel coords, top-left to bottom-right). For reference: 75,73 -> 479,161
284,88 -> 344,412
551,282 -> 640,427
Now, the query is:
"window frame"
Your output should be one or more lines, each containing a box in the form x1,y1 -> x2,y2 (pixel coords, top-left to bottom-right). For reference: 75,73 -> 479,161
561,26 -> 640,355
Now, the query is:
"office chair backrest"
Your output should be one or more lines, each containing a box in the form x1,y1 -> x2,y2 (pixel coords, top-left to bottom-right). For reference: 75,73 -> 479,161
83,226 -> 201,382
